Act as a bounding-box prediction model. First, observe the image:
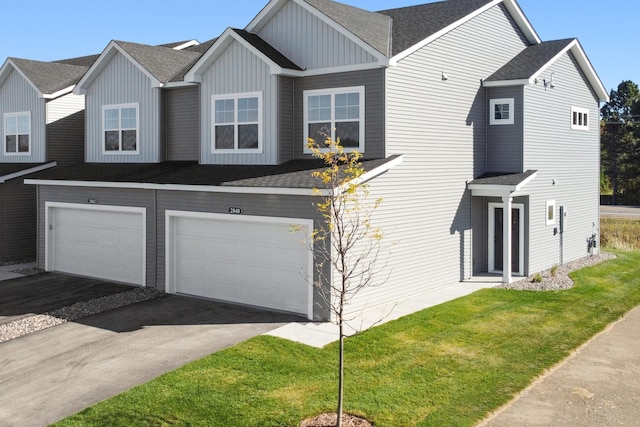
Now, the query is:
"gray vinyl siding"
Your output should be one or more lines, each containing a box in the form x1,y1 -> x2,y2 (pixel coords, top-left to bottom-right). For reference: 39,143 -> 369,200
523,51 -> 600,273
279,77 -> 295,163
85,52 -> 162,163
199,40 -> 279,165
0,180 -> 37,261
35,186 -> 157,287
293,68 -> 385,159
155,190 -> 329,320
486,86 -> 524,173
163,86 -> 199,161
46,94 -> 85,165
256,0 -> 378,71
375,3 -> 529,301
0,70 -> 46,163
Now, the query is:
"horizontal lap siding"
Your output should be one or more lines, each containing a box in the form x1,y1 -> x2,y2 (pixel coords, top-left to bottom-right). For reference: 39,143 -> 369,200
257,0 -> 378,70
0,181 -> 37,261
0,70 -> 46,163
36,186 -> 157,287
46,94 -> 85,165
200,41 -> 278,165
85,53 -> 161,163
369,4 -> 528,307
487,86 -> 523,172
523,52 -> 600,273
164,86 -> 199,161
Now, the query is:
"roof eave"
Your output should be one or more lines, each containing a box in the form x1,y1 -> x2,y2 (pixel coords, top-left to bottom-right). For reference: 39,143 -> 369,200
0,59 -> 45,98
483,78 -> 532,87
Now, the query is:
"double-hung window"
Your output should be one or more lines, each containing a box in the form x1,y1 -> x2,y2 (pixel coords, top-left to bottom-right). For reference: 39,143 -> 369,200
304,86 -> 365,152
571,107 -> 589,130
212,92 -> 262,152
489,98 -> 514,125
103,104 -> 138,153
4,112 -> 31,155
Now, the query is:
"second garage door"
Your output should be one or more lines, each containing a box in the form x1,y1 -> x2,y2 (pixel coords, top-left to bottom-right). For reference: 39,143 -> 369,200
166,212 -> 313,319
46,203 -> 146,285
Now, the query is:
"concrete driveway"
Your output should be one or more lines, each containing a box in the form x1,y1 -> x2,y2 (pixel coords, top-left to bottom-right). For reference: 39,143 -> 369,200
0,273 -> 301,427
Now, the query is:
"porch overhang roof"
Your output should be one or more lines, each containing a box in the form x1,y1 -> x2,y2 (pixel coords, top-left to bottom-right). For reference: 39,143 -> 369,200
467,170 -> 537,197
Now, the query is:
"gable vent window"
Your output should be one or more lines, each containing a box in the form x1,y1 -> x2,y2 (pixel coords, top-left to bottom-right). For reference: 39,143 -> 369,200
304,86 -> 365,153
3,112 -> 31,155
489,98 -> 514,125
571,107 -> 589,130
103,104 -> 138,154
212,92 -> 262,153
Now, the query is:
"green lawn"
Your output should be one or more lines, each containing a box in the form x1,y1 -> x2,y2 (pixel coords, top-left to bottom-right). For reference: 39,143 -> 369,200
54,250 -> 640,427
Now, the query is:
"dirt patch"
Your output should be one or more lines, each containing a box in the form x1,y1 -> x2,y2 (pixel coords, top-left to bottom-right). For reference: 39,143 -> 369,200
300,413 -> 372,427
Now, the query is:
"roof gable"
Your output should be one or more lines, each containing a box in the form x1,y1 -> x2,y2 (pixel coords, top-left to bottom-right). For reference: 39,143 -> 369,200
184,28 -> 301,82
484,38 -> 609,102
0,58 -> 87,99
74,40 -> 201,94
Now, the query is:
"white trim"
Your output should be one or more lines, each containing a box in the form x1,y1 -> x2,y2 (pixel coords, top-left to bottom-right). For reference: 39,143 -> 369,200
102,103 -> 140,155
165,210 -> 314,320
281,62 -> 386,78
44,202 -> 147,285
545,200 -> 556,226
488,202 -> 524,275
41,85 -> 76,100
467,171 -> 538,196
0,59 -> 44,98
3,111 -> 32,156
0,161 -> 56,184
171,40 -> 200,51
570,106 -> 589,131
303,86 -> 365,154
489,98 -> 514,125
211,91 -> 263,154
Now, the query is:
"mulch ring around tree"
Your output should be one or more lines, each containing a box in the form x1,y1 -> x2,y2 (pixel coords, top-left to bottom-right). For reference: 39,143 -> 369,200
300,412 -> 373,427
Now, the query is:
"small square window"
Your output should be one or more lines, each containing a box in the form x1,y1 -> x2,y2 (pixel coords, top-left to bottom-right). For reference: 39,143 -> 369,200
546,200 -> 556,226
489,98 -> 514,125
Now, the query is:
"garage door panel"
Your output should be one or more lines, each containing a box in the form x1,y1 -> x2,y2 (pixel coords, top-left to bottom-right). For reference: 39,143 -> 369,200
169,215 -> 311,317
49,205 -> 145,286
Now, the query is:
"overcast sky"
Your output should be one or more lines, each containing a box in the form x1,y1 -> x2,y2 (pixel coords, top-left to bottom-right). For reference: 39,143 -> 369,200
0,0 -> 634,95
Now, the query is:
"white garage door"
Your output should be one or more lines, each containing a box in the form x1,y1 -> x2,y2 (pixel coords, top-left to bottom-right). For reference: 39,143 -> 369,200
47,204 -> 145,285
167,212 -> 313,319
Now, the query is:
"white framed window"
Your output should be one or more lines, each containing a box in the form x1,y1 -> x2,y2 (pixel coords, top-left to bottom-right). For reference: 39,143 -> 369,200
212,92 -> 262,153
546,200 -> 556,226
103,103 -> 139,154
489,98 -> 514,125
4,112 -> 31,155
571,107 -> 589,130
304,86 -> 365,153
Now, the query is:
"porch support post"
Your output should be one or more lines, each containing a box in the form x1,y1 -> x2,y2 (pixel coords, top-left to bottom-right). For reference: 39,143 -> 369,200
502,193 -> 512,283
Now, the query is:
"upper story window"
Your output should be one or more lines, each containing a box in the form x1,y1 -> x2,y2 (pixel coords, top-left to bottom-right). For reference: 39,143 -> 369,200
103,104 -> 138,154
4,112 -> 31,155
489,98 -> 514,125
212,92 -> 262,153
304,86 -> 365,153
571,107 -> 589,130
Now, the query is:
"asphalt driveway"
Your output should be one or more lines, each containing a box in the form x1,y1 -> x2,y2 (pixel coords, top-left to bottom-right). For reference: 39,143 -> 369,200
0,273 -> 301,427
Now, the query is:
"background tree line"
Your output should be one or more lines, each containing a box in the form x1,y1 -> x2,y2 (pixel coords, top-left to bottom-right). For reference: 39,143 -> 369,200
601,80 -> 640,205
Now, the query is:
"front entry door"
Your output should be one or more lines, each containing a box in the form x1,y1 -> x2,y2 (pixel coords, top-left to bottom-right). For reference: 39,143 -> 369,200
489,203 -> 524,275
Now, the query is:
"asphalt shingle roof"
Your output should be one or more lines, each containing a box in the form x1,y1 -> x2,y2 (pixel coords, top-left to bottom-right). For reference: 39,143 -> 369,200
54,54 -> 100,68
114,40 -> 202,83
485,39 -> 575,82
8,58 -> 88,94
232,29 -> 302,70
469,170 -> 537,186
377,0 -> 495,55
28,156 -> 401,189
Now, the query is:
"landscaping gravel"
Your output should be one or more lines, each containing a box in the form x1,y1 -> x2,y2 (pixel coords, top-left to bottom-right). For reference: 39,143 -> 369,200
496,252 -> 616,291
0,287 -> 161,343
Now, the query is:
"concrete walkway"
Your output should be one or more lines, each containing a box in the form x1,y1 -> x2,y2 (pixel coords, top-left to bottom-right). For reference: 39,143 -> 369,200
0,262 -> 36,281
480,305 -> 640,426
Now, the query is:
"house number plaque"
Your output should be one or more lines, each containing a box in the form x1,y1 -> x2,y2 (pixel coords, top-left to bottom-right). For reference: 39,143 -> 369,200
229,207 -> 242,215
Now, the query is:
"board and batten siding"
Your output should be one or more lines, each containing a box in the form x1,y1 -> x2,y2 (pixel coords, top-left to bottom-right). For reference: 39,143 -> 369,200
0,69 -> 46,163
256,0 -> 378,71
486,86 -> 524,173
199,40 -> 279,165
163,86 -> 199,161
155,190 -> 330,320
523,51 -> 600,273
293,68 -> 385,159
46,94 -> 85,165
85,52 -> 162,163
35,186 -> 157,287
377,3 -> 529,298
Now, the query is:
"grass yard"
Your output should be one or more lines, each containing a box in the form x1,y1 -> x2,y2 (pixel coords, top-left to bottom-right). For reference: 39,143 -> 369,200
53,247 -> 640,427
601,216 -> 640,250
